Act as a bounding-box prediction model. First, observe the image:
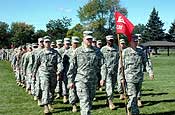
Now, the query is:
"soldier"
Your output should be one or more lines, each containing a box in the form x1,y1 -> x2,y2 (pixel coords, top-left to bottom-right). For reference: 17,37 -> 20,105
118,39 -> 127,100
67,36 -> 80,112
92,37 -> 97,47
136,35 -> 154,107
118,35 -> 154,115
55,39 -> 63,99
100,35 -> 119,110
59,37 -> 71,103
51,42 -> 56,48
32,37 -> 63,114
31,38 -> 44,102
23,44 -> 33,94
97,40 -> 102,49
67,35 -> 102,115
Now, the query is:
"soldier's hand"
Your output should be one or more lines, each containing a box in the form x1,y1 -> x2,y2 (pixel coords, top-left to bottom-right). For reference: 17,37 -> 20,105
69,83 -> 75,89
100,80 -> 105,86
150,74 -> 154,80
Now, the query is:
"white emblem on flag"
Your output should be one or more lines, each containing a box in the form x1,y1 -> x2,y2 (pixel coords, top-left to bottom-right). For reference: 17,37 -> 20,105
117,16 -> 126,24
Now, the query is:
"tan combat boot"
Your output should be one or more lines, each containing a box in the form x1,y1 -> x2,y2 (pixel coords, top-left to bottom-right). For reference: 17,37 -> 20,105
127,107 -> 131,115
48,104 -> 54,112
63,96 -> 68,104
55,93 -> 60,99
108,100 -> 116,110
38,99 -> 42,106
44,105 -> 50,114
34,96 -> 38,101
72,104 -> 77,112
137,99 -> 143,107
119,94 -> 125,100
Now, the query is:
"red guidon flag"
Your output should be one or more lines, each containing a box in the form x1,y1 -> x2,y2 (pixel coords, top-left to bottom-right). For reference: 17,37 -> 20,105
115,12 -> 134,42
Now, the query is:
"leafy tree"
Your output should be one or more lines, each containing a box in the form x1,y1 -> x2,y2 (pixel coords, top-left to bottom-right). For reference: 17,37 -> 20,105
32,29 -> 47,43
0,21 -> 11,48
167,20 -> 175,42
46,17 -> 71,41
133,24 -> 146,35
77,0 -> 127,41
66,23 -> 83,39
10,22 -> 35,47
143,8 -> 165,42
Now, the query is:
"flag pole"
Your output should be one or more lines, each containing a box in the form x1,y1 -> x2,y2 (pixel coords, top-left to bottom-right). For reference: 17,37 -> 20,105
117,34 -> 128,114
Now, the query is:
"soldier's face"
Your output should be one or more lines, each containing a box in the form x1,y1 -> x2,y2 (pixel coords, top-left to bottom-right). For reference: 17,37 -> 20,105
39,41 -> 44,47
44,41 -> 51,48
84,38 -> 92,46
72,42 -> 78,48
92,41 -> 96,47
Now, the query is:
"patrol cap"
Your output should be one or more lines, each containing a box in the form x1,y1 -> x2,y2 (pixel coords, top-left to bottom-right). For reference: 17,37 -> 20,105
56,39 -> 63,44
38,37 -> 44,42
32,43 -> 38,47
135,34 -> 142,40
120,39 -> 125,44
72,36 -> 79,43
131,35 -> 139,42
92,37 -> 96,42
97,40 -> 102,44
64,38 -> 71,44
44,38 -> 51,42
83,31 -> 93,36
106,35 -> 114,40
84,35 -> 93,40
43,36 -> 51,39
51,42 -> 55,46
27,44 -> 32,48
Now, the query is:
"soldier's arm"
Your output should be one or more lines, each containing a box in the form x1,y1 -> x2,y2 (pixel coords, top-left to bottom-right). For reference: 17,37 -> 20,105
142,51 -> 154,80
67,50 -> 77,88
32,54 -> 41,78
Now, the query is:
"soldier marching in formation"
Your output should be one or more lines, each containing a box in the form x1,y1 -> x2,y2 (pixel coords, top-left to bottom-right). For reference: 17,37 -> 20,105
0,32 -> 154,115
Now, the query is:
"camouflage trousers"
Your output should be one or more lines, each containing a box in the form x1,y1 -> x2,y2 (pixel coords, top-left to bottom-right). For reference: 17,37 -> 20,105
75,81 -> 96,115
69,87 -> 78,105
105,73 -> 117,100
39,74 -> 57,105
117,75 -> 123,94
126,82 -> 142,115
25,74 -> 32,90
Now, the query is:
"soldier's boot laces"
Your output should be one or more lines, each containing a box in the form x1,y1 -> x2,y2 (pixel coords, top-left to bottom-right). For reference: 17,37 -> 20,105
108,100 -> 116,110
137,100 -> 143,107
63,96 -> 68,104
72,105 -> 77,112
44,105 -> 50,114
48,104 -> 54,112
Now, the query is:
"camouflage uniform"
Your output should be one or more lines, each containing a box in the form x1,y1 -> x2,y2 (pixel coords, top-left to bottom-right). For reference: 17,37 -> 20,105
101,45 -> 119,101
31,47 -> 43,97
23,48 -> 33,92
119,47 -> 153,114
67,44 -> 102,115
32,48 -> 63,105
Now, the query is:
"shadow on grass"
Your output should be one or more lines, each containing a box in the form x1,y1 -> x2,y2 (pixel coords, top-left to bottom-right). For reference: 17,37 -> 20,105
92,102 -> 126,110
142,92 -> 168,96
141,110 -> 175,115
141,88 -> 154,91
143,99 -> 175,106
52,106 -> 73,113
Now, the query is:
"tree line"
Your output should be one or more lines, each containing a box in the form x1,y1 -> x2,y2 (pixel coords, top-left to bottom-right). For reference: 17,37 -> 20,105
0,0 -> 175,48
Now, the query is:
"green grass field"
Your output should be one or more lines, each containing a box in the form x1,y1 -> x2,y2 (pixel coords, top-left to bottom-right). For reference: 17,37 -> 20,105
0,54 -> 175,115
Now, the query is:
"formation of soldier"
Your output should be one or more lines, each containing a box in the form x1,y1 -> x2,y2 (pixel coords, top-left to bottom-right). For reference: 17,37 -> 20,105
0,31 -> 154,115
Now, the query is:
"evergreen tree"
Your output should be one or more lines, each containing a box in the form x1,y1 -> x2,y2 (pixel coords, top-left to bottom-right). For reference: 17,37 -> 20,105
143,8 -> 165,41
168,20 -> 175,42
